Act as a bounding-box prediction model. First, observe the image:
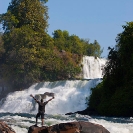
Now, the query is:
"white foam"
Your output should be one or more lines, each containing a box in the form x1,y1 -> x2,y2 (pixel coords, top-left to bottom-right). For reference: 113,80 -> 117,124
0,79 -> 101,114
82,56 -> 106,79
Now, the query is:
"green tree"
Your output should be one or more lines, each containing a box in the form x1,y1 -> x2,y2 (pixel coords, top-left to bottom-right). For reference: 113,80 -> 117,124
68,35 -> 83,55
81,39 -> 102,57
116,22 -> 133,83
92,40 -> 103,57
0,33 -> 4,57
53,30 -> 84,55
89,22 -> 133,116
41,48 -> 81,80
0,0 -> 48,32
52,30 -> 66,51
52,30 -> 102,57
0,0 -> 49,89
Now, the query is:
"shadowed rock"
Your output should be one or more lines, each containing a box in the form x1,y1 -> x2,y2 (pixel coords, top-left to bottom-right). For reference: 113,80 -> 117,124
28,121 -> 110,133
71,121 -> 110,133
28,123 -> 79,133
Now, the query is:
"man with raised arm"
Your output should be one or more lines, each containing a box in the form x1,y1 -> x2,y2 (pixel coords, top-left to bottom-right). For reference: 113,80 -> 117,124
30,94 -> 54,126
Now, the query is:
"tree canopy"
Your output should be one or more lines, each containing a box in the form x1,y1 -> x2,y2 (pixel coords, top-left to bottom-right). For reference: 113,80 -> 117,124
88,22 -> 133,117
52,29 -> 103,57
0,0 -> 50,89
0,0 -> 49,33
0,0 -> 103,90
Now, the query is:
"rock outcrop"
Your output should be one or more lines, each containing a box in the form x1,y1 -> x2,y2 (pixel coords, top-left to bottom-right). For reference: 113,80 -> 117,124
72,121 -> 110,133
28,121 -> 110,133
28,125 -> 48,133
0,121 -> 16,133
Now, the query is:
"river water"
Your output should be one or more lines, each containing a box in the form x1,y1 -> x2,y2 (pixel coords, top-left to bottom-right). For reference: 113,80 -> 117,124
0,79 -> 133,133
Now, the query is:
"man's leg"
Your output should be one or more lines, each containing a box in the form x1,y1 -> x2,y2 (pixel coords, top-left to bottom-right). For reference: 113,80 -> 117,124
35,113 -> 40,126
36,116 -> 38,125
41,113 -> 45,126
41,118 -> 44,126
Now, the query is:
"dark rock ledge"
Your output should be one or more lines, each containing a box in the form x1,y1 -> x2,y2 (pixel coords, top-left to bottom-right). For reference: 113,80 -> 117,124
28,121 -> 110,133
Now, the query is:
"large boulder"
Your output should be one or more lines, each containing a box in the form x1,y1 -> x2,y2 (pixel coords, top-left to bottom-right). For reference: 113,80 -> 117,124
71,121 -> 110,133
0,121 -> 16,133
28,123 -> 79,133
28,121 -> 110,133
28,125 -> 48,133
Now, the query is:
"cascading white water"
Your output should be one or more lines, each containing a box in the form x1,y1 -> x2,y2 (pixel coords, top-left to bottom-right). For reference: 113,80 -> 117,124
0,56 -> 106,114
0,79 -> 102,114
82,56 -> 106,79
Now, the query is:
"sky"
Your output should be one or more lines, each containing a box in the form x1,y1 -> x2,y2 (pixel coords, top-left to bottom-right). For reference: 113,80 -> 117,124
0,0 -> 133,58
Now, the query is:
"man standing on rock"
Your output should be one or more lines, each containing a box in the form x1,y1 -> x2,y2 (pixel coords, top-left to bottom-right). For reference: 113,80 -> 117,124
30,94 -> 54,126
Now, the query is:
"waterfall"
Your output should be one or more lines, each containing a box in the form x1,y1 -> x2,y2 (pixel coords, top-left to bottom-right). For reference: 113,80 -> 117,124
82,56 -> 106,79
0,79 -> 102,114
0,56 -> 106,114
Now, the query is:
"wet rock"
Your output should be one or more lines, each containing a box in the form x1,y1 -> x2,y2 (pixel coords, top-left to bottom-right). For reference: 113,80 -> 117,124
0,121 -> 16,133
72,121 -> 110,133
28,125 -> 49,133
28,121 -> 110,133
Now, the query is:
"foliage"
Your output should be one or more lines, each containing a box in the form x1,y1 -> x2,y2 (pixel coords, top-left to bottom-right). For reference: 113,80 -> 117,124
0,33 -> 4,58
52,30 -> 103,57
0,0 -> 49,89
0,0 -> 103,90
1,26 -> 48,89
0,0 -> 49,33
81,39 -> 103,57
88,22 -> 133,117
41,49 -> 82,81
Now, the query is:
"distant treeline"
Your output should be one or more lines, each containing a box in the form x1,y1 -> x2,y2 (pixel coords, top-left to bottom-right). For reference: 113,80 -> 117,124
0,0 -> 102,90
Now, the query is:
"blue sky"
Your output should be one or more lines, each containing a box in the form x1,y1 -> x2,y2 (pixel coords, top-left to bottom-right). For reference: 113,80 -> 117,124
0,0 -> 133,58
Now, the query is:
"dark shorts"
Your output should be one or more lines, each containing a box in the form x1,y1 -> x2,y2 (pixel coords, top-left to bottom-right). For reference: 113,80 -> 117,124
36,112 -> 45,119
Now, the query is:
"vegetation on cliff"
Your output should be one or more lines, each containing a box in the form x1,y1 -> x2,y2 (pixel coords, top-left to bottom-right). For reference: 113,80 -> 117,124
89,22 -> 133,117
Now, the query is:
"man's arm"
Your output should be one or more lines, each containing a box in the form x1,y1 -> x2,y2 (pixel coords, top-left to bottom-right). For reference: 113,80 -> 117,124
46,97 -> 54,103
30,94 -> 39,103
